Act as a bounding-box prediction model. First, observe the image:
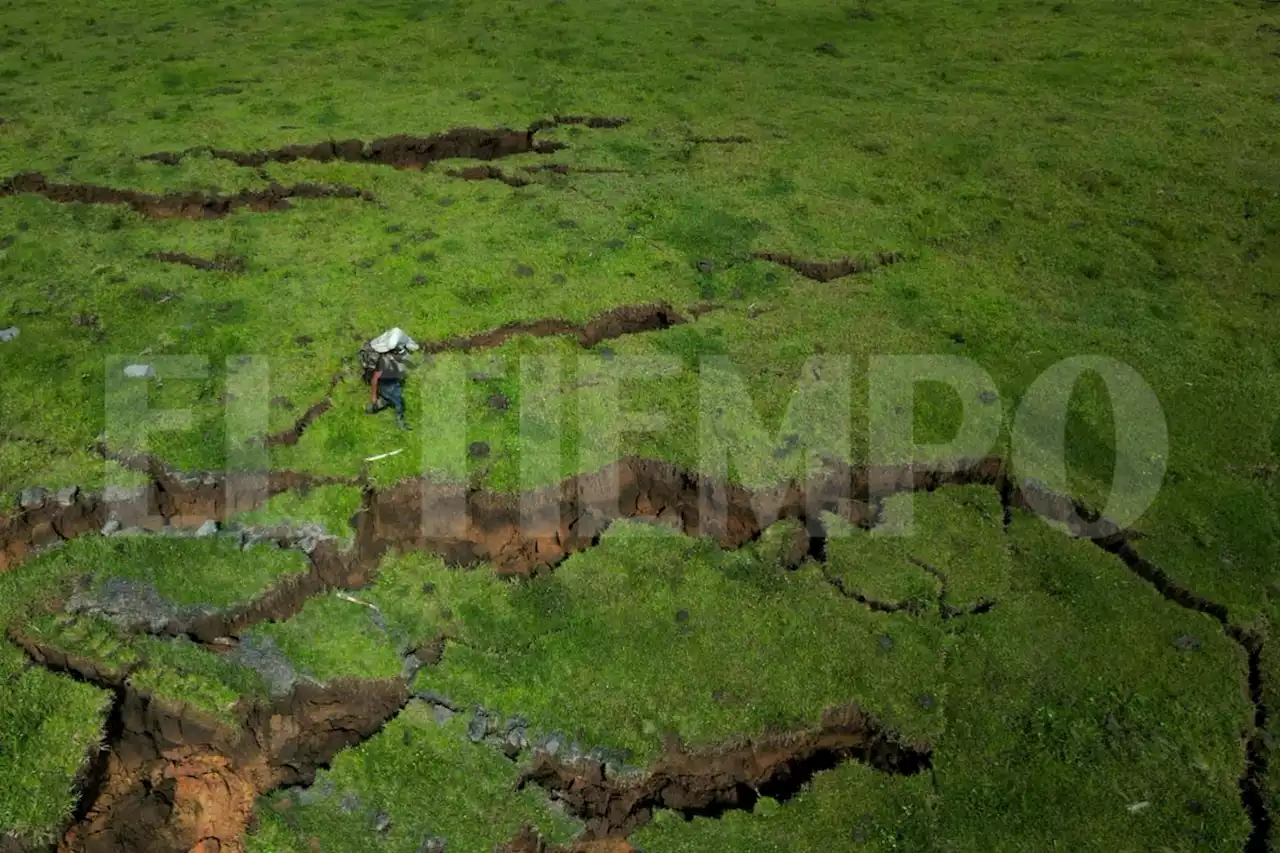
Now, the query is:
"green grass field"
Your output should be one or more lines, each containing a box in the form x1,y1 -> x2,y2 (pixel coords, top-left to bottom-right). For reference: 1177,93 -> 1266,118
0,0 -> 1277,849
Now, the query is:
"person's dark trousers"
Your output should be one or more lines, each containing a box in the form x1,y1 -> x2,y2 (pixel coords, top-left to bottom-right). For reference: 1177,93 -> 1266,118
370,379 -> 409,428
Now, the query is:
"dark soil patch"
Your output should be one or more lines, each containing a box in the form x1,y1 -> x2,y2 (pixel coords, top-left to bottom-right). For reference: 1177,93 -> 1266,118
417,302 -> 688,356
141,117 -> 627,172
518,703 -> 930,838
0,173 -> 373,220
689,135 -> 751,144
446,165 -> 531,187
145,251 -> 246,273
753,250 -> 904,282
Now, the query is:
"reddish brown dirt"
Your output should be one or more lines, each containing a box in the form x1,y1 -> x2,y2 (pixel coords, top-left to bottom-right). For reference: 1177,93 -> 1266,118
0,453 -> 355,573
141,117 -> 628,172
419,302 -> 689,355
15,632 -> 409,853
518,703 -> 930,838
0,173 -> 374,220
145,251 -> 247,273
446,165 -> 532,187
753,250 -> 905,282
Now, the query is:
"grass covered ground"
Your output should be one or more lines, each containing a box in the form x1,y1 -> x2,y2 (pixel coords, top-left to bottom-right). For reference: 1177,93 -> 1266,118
0,0 -> 1277,848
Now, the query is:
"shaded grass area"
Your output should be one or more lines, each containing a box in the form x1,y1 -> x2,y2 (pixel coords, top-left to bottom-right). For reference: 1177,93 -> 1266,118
246,703 -> 580,853
250,590 -> 405,683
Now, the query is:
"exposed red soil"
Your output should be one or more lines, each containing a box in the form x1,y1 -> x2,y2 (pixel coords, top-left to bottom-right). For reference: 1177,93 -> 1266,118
518,703 -> 930,838
0,173 -> 374,220
145,251 -> 247,273
141,117 -> 628,172
15,632 -> 408,853
0,454 -> 355,573
752,250 -> 905,282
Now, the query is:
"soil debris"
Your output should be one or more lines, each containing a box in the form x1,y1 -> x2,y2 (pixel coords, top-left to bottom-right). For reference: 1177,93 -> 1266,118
0,173 -> 374,220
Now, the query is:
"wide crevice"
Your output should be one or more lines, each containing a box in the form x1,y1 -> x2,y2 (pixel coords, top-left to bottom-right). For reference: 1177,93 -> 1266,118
516,702 -> 930,838
752,250 -> 905,282
417,301 -> 690,354
12,631 -> 410,853
2,452 -> 1272,850
141,117 -> 629,172
260,372 -> 345,448
0,173 -> 374,220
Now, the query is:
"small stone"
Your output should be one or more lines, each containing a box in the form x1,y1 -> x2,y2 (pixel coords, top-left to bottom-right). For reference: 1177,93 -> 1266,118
123,363 -> 155,379
877,634 -> 895,652
195,519 -> 218,538
695,258 -> 715,274
606,238 -> 625,249
385,224 -> 403,233
465,90 -> 483,100
1174,634 -> 1203,652
55,486 -> 79,506
918,693 -> 936,710
488,393 -> 509,412
979,389 -> 998,405
432,704 -> 455,726
0,326 -> 18,342
514,263 -> 534,277
950,331 -> 965,344
354,258 -> 375,269
422,582 -> 436,595
468,441 -> 490,459
438,196 -> 456,207
101,518 -> 122,536
412,274 -> 428,285
467,711 -> 488,742
675,609 -> 690,623
815,41 -> 844,56
418,252 -> 436,263
417,836 -> 447,853
551,273 -> 566,284
372,812 -> 391,833
19,487 -> 47,510
556,219 -> 578,229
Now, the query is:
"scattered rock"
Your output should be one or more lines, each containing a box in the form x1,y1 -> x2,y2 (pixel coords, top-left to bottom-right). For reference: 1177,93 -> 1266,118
418,252 -> 436,263
0,326 -> 19,342
877,634 -> 895,652
338,791 -> 363,814
606,238 -> 625,249
979,389 -> 998,405
101,518 -> 122,536
55,485 -> 79,506
412,274 -> 428,285
433,704 -> 455,726
18,487 -> 46,510
695,258 -> 715,274
675,609 -> 690,623
467,710 -> 489,742
488,393 -> 510,412
917,693 -> 936,710
438,196 -> 456,207
551,273 -> 566,284
815,42 -> 845,57
1174,634 -> 1203,652
468,441 -> 490,459
123,363 -> 155,379
556,219 -> 577,229
598,346 -> 615,361
195,519 -> 219,537
950,331 -> 965,344
515,263 -> 534,277
417,836 -> 447,853
72,313 -> 100,328
373,812 -> 392,833
385,224 -> 403,233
